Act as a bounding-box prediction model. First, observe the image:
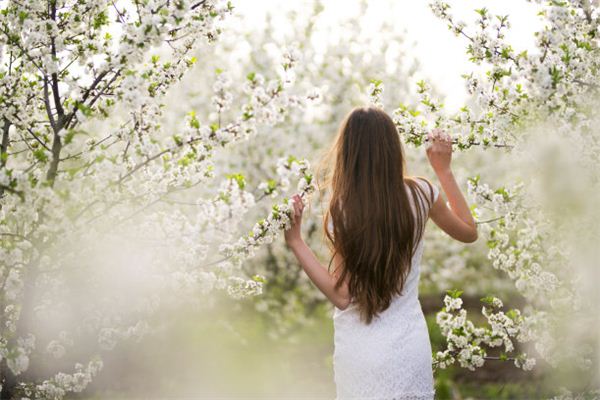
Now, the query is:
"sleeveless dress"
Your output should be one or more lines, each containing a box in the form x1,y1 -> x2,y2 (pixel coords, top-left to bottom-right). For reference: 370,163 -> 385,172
330,178 -> 439,400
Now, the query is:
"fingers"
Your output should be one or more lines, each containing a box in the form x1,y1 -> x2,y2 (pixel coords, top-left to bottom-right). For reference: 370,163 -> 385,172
290,194 -> 304,223
428,129 -> 452,146
428,129 -> 442,143
294,194 -> 304,211
426,131 -> 434,149
430,129 -> 450,141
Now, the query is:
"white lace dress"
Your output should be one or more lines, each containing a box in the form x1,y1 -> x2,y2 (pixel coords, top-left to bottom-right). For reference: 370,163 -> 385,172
331,179 -> 438,400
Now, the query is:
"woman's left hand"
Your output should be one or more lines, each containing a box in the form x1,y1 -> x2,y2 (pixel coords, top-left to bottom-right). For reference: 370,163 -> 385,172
284,194 -> 304,247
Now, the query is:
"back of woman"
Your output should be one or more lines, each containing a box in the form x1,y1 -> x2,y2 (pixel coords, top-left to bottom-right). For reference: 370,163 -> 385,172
331,177 -> 439,399
284,106 -> 478,399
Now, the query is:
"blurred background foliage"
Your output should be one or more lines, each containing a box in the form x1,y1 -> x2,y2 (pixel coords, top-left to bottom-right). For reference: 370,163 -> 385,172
75,0 -> 588,398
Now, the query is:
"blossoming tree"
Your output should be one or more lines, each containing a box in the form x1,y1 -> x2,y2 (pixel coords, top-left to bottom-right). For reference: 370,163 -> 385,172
170,0 -> 424,339
1,0 -> 598,398
0,0 -> 317,398
389,0 -> 599,396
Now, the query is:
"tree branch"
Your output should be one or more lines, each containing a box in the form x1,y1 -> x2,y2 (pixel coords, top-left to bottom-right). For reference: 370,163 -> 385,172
63,69 -> 113,130
0,184 -> 24,201
46,0 -> 64,184
1,119 -> 9,168
0,119 -> 10,199
26,128 -> 51,152
43,76 -> 57,131
572,79 -> 599,89
191,0 -> 207,11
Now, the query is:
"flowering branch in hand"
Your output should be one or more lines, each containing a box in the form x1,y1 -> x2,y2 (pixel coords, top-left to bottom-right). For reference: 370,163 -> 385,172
219,157 -> 315,263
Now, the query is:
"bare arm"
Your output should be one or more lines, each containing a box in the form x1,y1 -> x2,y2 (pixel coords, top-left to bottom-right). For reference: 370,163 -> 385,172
284,195 -> 351,309
426,129 -> 478,243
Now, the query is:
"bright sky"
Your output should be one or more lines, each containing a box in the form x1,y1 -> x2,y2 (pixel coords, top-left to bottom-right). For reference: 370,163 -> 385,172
233,0 -> 542,111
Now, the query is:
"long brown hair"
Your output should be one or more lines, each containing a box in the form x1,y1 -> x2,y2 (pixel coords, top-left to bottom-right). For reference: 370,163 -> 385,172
319,106 -> 434,324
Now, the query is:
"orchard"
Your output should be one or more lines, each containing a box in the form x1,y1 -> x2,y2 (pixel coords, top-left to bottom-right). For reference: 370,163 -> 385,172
0,0 -> 598,399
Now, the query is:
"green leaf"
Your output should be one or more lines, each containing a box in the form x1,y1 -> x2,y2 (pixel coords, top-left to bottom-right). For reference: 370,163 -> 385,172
506,309 -> 519,320
475,8 -> 488,17
18,11 -> 28,23
93,11 -> 109,29
218,192 -> 231,204
76,102 -> 93,117
226,173 -> 246,190
264,179 -> 277,194
304,173 -> 313,185
172,135 -> 183,146
446,289 -> 463,299
494,187 -> 510,201
188,112 -> 200,129
63,129 -> 76,145
185,57 -> 197,67
148,82 -> 158,97
33,149 -> 48,162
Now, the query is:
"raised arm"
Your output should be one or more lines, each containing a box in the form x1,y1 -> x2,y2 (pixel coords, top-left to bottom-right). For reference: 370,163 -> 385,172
426,129 -> 478,243
284,194 -> 351,310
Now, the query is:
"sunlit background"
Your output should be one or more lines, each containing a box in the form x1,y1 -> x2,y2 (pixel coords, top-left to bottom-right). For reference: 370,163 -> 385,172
2,0 -> 598,399
234,0 -> 541,111
79,1 -> 595,399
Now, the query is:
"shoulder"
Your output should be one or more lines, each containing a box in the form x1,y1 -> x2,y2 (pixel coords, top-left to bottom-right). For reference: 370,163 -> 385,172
406,176 -> 439,203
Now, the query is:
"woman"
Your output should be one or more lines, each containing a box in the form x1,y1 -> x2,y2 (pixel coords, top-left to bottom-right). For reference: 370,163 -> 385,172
284,106 -> 477,399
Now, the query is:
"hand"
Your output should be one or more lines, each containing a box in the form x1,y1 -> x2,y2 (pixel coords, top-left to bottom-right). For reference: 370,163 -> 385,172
284,194 -> 305,247
426,128 -> 453,174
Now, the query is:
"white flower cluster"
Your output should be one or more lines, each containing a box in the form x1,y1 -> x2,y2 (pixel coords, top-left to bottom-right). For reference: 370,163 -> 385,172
367,79 -> 384,109
0,333 -> 35,376
219,157 -> 315,263
435,293 -> 486,371
550,387 -> 600,400
200,173 -> 256,226
434,291 -> 537,372
17,359 -> 104,400
398,0 -> 597,151
514,354 -> 537,371
0,0 -> 324,395
429,1 -> 450,20
467,175 -> 598,375
443,295 -> 463,311
468,178 -> 574,305
45,331 -> 73,360
274,156 -> 312,193
226,275 -> 265,300
419,0 -> 600,156
97,321 -> 150,351
212,72 -> 234,112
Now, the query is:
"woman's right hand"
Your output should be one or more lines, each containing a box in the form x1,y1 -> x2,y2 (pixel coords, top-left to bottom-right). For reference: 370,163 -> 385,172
426,128 -> 478,243
426,128 -> 452,174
